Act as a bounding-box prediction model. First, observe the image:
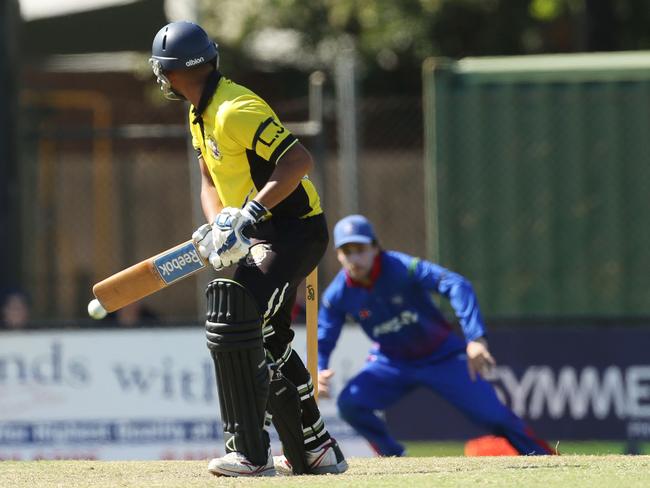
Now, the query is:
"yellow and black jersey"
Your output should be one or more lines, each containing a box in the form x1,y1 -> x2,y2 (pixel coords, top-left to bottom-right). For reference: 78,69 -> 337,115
189,71 -> 322,219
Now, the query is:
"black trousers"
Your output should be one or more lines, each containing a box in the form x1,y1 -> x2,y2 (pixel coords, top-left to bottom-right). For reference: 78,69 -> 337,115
235,213 -> 328,349
234,213 -> 330,449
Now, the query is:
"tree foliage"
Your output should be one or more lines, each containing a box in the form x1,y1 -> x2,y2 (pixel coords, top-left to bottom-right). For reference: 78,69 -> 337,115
198,0 -> 650,92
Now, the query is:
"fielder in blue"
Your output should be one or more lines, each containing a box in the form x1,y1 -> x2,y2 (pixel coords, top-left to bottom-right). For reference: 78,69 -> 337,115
318,215 -> 554,456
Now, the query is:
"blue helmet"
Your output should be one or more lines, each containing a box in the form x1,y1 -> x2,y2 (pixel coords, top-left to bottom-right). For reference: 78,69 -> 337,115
333,215 -> 377,249
149,21 -> 219,99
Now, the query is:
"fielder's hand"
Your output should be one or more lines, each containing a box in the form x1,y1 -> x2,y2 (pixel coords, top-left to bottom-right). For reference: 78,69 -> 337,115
209,201 -> 268,271
466,337 -> 496,381
318,369 -> 335,398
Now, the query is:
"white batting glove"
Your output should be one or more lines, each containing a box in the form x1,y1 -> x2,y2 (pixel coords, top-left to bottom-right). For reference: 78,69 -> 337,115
211,207 -> 241,253
191,223 -> 214,260
208,250 -> 224,271
208,247 -> 245,270
207,201 -> 268,271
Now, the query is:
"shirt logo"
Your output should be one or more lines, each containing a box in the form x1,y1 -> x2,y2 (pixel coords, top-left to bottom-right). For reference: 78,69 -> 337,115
207,136 -> 220,159
391,295 -> 403,305
372,311 -> 419,337
359,309 -> 371,319
256,118 -> 285,147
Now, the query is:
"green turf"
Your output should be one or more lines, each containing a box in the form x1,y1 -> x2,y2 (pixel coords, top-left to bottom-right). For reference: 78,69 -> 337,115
403,440 -> 650,456
2,456 -> 650,488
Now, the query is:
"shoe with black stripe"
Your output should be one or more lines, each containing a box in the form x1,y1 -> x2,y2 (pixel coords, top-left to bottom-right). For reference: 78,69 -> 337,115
274,438 -> 348,475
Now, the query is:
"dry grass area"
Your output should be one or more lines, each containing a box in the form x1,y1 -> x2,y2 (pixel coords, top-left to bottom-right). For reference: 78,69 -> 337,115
2,455 -> 650,488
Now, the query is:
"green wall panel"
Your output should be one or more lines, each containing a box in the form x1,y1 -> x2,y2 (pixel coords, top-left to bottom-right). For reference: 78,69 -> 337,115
423,53 -> 650,316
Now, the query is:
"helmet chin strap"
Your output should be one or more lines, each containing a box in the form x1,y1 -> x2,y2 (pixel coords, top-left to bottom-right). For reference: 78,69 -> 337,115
169,88 -> 186,101
149,58 -> 186,101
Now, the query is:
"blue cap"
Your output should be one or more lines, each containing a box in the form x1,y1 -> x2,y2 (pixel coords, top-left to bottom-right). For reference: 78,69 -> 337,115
333,215 -> 377,248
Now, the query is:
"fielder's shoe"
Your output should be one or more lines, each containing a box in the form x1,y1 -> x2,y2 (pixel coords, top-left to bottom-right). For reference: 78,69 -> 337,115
207,449 -> 275,477
274,438 -> 348,475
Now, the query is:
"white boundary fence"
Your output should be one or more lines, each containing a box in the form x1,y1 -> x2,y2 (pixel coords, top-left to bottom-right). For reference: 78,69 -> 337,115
0,325 -> 374,460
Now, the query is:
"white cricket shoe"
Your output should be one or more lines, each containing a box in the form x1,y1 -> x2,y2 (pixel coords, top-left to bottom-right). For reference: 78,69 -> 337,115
274,438 -> 348,475
207,450 -> 275,477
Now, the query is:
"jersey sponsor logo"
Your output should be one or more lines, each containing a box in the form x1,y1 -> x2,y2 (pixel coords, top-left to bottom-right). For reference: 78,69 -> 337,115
185,57 -> 205,67
154,242 -> 205,284
257,118 -> 285,147
372,310 -> 418,337
206,136 -> 220,159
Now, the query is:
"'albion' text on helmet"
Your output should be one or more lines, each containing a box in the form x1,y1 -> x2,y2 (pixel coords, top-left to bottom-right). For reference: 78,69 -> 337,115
150,21 -> 218,72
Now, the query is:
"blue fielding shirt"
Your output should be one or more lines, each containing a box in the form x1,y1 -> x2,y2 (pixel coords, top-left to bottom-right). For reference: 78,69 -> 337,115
318,251 -> 487,370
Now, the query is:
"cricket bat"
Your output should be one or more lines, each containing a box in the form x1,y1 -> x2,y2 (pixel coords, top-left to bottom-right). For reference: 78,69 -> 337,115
92,239 -> 207,313
92,238 -> 321,398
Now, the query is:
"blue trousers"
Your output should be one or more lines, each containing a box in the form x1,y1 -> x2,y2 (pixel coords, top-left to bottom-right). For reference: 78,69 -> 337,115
337,335 -> 551,456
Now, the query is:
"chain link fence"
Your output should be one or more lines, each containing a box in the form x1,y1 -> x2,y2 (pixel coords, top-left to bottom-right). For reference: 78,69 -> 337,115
16,65 -> 427,323
18,52 -> 650,324
19,70 -> 195,322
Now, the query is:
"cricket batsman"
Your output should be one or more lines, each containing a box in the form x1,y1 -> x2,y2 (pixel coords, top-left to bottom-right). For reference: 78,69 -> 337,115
317,214 -> 555,456
149,21 -> 347,476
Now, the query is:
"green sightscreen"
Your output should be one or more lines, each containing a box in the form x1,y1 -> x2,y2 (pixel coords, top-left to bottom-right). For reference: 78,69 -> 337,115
423,52 -> 650,316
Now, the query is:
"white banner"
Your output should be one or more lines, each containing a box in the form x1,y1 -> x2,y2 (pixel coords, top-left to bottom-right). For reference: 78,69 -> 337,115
0,325 -> 374,460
